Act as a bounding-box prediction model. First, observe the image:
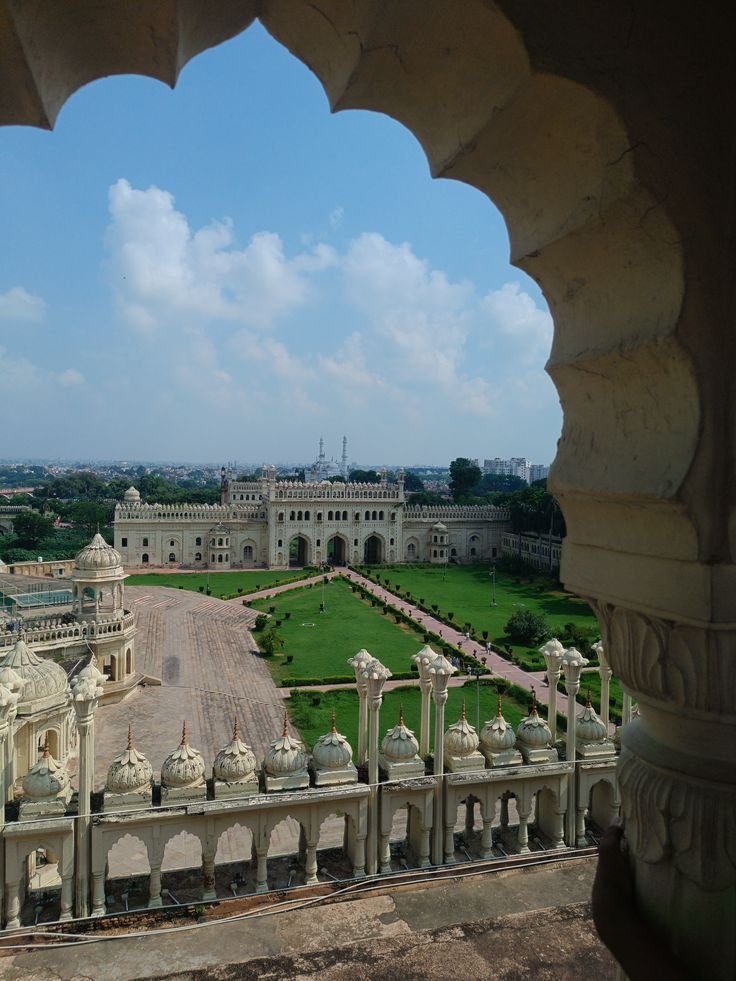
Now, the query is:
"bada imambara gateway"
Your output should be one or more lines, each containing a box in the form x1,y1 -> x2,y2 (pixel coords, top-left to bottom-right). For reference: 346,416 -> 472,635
114,467 -> 511,569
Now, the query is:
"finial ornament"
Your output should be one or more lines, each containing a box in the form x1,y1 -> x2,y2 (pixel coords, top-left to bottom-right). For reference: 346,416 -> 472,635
497,692 -> 502,716
233,717 -> 240,741
586,687 -> 593,708
530,687 -> 538,713
330,708 -> 336,733
283,711 -> 289,737
461,700 -> 466,721
399,702 -> 405,726
42,739 -> 49,759
127,724 -> 133,750
181,720 -> 188,745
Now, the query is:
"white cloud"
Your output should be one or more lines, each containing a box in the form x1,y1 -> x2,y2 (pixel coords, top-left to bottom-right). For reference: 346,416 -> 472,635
319,332 -> 384,391
56,368 -> 84,386
230,330 -> 311,383
329,206 -> 344,229
481,281 -> 553,364
107,178 -> 336,331
0,286 -> 46,323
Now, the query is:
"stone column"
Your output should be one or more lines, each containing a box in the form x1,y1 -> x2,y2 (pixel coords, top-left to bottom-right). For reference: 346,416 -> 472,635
348,649 -> 372,765
561,647 -> 588,846
91,872 -> 106,916
148,865 -> 162,907
0,669 -> 22,803
464,797 -> 476,837
60,874 -> 73,920
304,836 -> 319,885
480,816 -> 494,859
428,653 -> 456,864
540,639 -> 565,742
0,686 -> 15,928
413,645 -> 438,757
5,882 -> 20,929
352,834 -> 366,879
202,851 -> 216,901
255,847 -> 269,893
517,807 -> 531,854
361,657 -> 391,874
592,641 -> 612,730
71,673 -> 102,919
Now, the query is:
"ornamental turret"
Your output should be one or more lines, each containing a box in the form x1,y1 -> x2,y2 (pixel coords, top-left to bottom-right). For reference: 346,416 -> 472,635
213,718 -> 259,798
479,694 -> 523,768
262,713 -> 309,792
20,743 -> 72,819
443,703 -> 484,772
378,706 -> 425,779
515,690 -> 558,764
104,725 -> 153,811
161,721 -> 206,803
309,710 -> 358,786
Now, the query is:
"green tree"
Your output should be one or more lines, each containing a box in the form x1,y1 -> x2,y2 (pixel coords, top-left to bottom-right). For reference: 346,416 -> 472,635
402,472 -> 425,492
449,458 -> 482,501
504,609 -> 550,645
12,510 -> 55,549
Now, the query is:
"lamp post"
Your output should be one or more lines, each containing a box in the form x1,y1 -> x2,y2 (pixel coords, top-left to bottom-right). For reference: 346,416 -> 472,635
348,648 -> 373,764
539,638 -> 565,742
489,566 -> 496,606
561,646 -> 589,846
412,645 -> 438,757
361,657 -> 392,874
428,653 -> 457,864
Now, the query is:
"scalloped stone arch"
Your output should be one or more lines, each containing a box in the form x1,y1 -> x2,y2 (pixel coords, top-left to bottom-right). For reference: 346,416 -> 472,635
1,3 -> 732,976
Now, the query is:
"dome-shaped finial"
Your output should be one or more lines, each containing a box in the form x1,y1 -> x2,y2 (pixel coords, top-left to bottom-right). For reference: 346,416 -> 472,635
127,724 -> 133,751
181,720 -> 188,746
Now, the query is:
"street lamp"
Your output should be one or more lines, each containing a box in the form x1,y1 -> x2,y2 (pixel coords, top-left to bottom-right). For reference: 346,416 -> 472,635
489,566 -> 496,606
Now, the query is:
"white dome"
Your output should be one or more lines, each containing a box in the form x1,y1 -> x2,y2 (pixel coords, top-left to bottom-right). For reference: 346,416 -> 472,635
161,722 -> 205,788
312,712 -> 353,770
74,533 -> 123,573
106,726 -> 153,793
23,745 -> 70,800
381,708 -> 420,762
123,486 -> 141,503
576,699 -> 608,743
0,638 -> 68,714
75,657 -> 105,687
213,719 -> 257,782
516,696 -> 553,750
263,716 -> 306,776
480,697 -> 516,753
444,704 -> 480,757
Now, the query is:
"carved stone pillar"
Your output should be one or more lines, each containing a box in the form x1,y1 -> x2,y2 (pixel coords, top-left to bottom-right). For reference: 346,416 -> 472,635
589,601 -> 736,979
71,671 -> 102,919
304,837 -> 319,885
91,872 -> 106,917
255,846 -> 269,893
429,654 -> 456,864
413,645 -> 438,756
361,657 -> 391,875
148,865 -> 162,907
348,649 -> 372,765
202,852 -> 216,901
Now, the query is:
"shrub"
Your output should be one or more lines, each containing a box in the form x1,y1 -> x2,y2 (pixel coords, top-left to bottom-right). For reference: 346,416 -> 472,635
198,586 -> 205,592
237,587 -> 243,594
268,605 -> 276,614
311,694 -> 321,707
285,655 -> 294,664
447,612 -> 454,621
504,609 -> 551,645
431,604 -> 439,613
206,588 -> 211,596
254,614 -> 269,631
482,630 -> 489,641
284,611 -> 291,620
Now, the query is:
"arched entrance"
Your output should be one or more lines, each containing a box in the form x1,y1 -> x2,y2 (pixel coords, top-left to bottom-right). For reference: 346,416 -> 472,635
289,535 -> 310,567
327,535 -> 347,566
243,541 -> 257,567
363,535 -> 383,565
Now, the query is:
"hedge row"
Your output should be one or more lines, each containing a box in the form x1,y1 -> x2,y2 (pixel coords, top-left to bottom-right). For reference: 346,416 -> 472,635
281,670 -> 418,688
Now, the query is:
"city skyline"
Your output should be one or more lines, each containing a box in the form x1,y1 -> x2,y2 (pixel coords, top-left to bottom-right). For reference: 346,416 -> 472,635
1,22 -> 561,465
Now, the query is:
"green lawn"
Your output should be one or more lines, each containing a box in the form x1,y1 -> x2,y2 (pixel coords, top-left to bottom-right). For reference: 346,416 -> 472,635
251,578 -> 429,684
124,568 -> 314,597
288,682 -> 530,751
357,564 -> 600,670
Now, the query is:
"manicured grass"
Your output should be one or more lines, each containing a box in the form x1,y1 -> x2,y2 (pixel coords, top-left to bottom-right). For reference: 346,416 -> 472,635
124,568 -> 313,597
357,564 -> 600,669
251,578 -> 429,685
288,682 -> 530,751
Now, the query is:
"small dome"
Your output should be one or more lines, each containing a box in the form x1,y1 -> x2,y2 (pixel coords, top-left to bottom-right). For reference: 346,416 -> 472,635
106,726 -> 153,793
0,661 -> 25,695
74,533 -> 123,572
516,694 -> 553,749
576,698 -> 608,743
263,715 -> 306,776
480,696 -> 516,753
75,657 -> 105,687
381,707 -> 420,761
161,722 -> 205,788
213,719 -> 257,782
0,638 -> 68,713
123,486 -> 141,503
23,744 -> 70,800
312,711 -> 353,770
444,703 -> 480,757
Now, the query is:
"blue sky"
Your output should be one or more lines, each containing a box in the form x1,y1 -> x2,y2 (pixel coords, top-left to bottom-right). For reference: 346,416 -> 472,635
0,22 -> 560,468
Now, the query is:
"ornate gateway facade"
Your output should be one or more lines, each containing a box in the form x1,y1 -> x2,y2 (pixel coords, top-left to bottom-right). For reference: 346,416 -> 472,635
113,467 -> 510,569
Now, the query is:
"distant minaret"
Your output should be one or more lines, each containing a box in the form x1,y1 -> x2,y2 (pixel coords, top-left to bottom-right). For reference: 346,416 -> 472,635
220,466 -> 229,504
319,437 -> 325,466
341,436 -> 348,479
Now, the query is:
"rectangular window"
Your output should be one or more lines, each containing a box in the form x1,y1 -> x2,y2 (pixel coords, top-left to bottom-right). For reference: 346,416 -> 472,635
277,539 -> 283,548
121,537 -> 128,547
316,539 -> 321,546
390,538 -> 394,545
354,538 -> 358,546
142,537 -> 148,547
